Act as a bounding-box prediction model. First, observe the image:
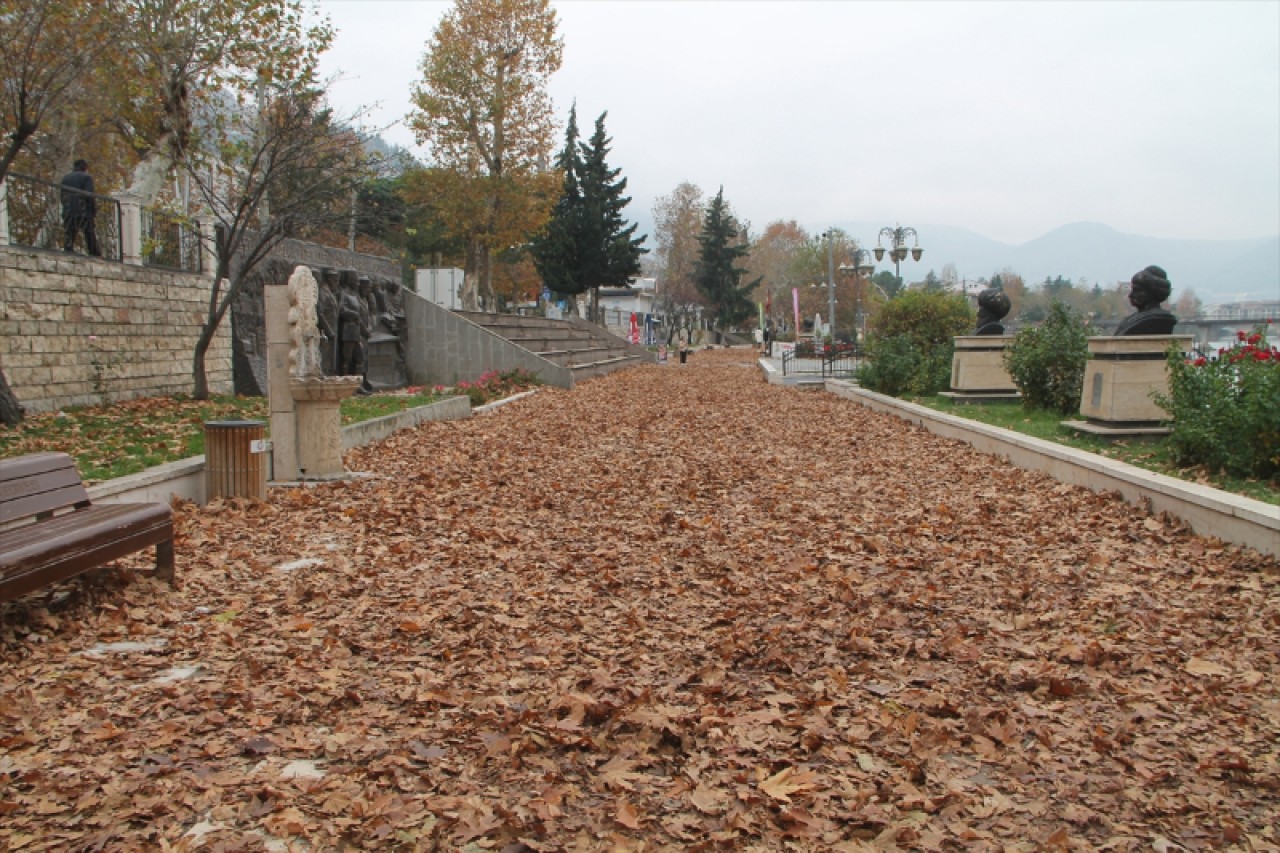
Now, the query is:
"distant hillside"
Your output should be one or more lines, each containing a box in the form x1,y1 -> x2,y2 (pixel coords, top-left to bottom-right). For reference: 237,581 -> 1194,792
828,220 -> 1279,304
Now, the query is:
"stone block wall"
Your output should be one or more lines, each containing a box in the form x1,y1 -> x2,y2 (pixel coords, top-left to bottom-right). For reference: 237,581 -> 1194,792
0,246 -> 232,414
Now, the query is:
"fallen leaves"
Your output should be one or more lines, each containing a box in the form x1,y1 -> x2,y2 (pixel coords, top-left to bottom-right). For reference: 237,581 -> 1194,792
2,349 -> 1278,850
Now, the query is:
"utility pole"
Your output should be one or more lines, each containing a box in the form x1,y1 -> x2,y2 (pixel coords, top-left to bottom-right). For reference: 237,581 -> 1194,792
825,229 -> 835,342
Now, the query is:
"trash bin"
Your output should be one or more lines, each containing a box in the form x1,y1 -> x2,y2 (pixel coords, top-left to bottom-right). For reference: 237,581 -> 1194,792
204,419 -> 267,501
679,348 -> 689,364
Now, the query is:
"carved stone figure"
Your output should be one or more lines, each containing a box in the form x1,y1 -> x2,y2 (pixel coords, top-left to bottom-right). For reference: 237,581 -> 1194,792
338,269 -> 371,384
974,286 -> 1012,336
316,267 -> 340,374
377,278 -> 406,336
286,266 -> 324,379
1115,265 -> 1178,336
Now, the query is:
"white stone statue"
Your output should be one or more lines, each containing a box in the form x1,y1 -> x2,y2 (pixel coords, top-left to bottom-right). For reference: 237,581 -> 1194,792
287,266 -> 323,379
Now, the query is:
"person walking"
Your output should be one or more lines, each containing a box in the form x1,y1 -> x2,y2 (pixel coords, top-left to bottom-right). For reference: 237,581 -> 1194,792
60,160 -> 100,256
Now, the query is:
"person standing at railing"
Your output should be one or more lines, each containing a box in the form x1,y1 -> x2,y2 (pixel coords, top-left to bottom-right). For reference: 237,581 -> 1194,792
59,160 -> 100,256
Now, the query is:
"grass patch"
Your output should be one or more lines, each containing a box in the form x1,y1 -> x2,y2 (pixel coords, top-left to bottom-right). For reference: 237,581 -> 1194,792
0,387 -> 459,485
340,387 -> 452,425
910,395 -> 1279,505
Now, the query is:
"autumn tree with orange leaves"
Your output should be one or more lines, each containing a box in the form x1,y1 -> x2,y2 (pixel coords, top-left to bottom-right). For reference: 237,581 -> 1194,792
409,0 -> 563,312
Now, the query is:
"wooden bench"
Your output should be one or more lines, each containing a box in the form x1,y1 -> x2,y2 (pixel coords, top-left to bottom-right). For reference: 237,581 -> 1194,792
0,452 -> 174,603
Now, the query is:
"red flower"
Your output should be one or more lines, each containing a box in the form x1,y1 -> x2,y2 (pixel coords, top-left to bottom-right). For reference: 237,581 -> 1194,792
1237,330 -> 1248,341
1193,357 -> 1207,367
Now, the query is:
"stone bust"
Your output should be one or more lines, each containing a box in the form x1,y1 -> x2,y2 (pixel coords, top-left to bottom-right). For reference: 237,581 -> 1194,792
974,286 -> 1012,336
1115,265 -> 1178,336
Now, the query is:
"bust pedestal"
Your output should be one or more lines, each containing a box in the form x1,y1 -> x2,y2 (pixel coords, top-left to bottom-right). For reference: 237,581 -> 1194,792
1063,335 -> 1192,437
289,377 -> 364,478
939,336 -> 1019,403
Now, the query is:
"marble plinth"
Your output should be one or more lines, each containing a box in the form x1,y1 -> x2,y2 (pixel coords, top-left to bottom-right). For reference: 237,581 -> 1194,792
290,377 -> 363,478
1075,335 -> 1192,426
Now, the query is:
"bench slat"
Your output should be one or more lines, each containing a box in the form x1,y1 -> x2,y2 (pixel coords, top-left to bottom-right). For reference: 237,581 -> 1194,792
1,452 -> 90,525
0,503 -> 171,572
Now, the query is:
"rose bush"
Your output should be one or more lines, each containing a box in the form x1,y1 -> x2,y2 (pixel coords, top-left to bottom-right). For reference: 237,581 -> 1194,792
1156,325 -> 1279,482
454,368 -> 542,407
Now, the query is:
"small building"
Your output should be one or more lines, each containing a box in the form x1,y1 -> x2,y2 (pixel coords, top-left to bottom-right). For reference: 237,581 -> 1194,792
598,278 -> 659,344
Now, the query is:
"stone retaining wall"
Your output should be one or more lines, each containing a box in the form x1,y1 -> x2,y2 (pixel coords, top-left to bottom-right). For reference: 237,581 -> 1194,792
0,246 -> 232,413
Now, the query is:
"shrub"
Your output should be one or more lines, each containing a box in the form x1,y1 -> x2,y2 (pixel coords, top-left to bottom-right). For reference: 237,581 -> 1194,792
856,291 -> 971,395
454,368 -> 542,407
1003,301 -> 1091,414
855,334 -> 925,396
1155,327 -> 1280,482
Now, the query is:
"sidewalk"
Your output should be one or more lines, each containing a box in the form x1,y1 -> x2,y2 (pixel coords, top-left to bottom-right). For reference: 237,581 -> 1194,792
3,347 -> 1277,850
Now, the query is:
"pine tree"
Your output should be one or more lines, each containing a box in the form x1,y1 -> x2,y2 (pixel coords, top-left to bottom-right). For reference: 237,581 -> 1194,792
695,187 -> 758,331
531,104 -> 585,306
578,112 -> 646,309
532,108 -> 645,316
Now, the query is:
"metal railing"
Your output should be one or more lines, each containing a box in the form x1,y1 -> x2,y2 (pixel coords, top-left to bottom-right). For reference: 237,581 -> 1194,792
781,341 -> 862,377
142,207 -> 203,272
2,172 -> 122,260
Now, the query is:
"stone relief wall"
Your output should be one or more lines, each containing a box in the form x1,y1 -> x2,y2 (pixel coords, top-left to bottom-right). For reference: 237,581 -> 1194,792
0,247 -> 233,413
229,238 -> 400,395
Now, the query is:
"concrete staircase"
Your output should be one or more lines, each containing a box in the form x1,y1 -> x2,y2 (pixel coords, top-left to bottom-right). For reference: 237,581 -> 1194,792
452,311 -> 653,383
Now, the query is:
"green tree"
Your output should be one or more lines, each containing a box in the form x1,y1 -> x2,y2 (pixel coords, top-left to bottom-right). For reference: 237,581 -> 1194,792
1003,300 -> 1092,414
920,269 -> 944,293
872,270 -> 903,300
577,110 -> 646,318
532,107 -> 646,316
531,104 -> 584,307
409,0 -> 563,311
694,187 -> 758,333
857,290 -> 971,395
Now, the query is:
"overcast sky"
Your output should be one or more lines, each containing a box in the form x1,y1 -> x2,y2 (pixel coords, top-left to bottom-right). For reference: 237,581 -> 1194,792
312,0 -> 1279,248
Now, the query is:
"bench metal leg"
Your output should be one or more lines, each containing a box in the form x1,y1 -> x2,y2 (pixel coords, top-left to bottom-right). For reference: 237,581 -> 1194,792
155,539 -> 175,584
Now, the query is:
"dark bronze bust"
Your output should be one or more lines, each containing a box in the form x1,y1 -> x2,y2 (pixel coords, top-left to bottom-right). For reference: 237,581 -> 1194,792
1115,265 -> 1177,336
974,286 -> 1012,335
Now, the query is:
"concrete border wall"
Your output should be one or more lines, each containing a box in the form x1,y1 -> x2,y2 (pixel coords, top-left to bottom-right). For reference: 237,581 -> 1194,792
824,379 -> 1279,557
404,291 -> 574,389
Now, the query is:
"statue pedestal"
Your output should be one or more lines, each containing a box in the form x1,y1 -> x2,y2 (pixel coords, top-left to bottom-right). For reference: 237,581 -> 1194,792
290,377 -> 363,479
939,336 -> 1019,403
1063,335 -> 1192,437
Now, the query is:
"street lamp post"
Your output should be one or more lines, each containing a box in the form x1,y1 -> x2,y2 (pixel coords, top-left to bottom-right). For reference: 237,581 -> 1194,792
820,229 -> 836,342
874,224 -> 923,291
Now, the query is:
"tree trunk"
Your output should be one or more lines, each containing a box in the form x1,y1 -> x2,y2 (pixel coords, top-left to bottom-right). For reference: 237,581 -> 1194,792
192,328 -> 212,400
461,240 -> 481,310
478,249 -> 495,311
0,368 -> 24,425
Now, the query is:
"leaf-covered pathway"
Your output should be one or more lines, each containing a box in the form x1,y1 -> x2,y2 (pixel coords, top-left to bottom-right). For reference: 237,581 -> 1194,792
3,349 -> 1277,851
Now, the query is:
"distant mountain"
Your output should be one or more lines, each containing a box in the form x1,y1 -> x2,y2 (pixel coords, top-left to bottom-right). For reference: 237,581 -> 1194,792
828,220 -> 1279,304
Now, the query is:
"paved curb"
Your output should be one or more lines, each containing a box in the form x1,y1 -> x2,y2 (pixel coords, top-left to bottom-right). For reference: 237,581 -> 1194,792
823,379 -> 1279,558
473,389 -> 537,414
